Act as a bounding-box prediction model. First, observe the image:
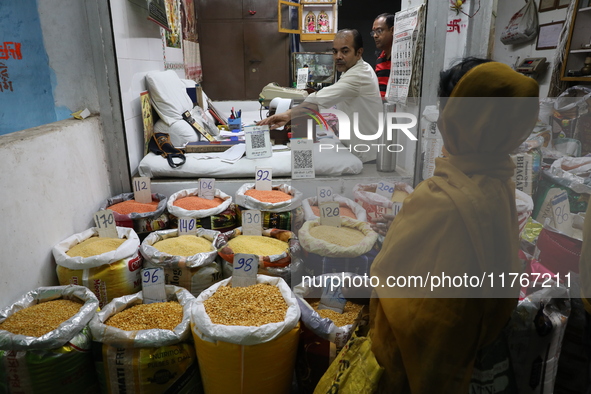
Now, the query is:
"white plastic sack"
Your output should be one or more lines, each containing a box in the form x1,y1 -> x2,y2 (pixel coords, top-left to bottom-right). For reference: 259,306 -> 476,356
235,183 -> 303,213
191,275 -> 301,346
500,0 -> 538,45
167,188 -> 233,219
302,194 -> 367,222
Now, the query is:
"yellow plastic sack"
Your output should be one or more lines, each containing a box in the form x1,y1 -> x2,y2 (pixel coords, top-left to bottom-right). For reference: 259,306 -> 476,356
313,333 -> 383,394
192,325 -> 299,394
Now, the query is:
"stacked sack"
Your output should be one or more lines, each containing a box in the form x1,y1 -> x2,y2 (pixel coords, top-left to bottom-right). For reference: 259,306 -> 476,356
103,192 -> 170,237
141,228 -> 225,297
53,226 -> 142,308
235,183 -> 304,231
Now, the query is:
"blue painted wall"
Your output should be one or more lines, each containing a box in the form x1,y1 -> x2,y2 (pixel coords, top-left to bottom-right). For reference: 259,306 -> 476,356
0,0 -> 57,135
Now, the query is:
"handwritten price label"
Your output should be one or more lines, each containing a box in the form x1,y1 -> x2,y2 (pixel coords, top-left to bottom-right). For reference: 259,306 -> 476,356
317,186 -> 334,204
232,253 -> 259,287
93,209 -> 118,238
142,268 -> 167,304
319,201 -> 341,227
318,281 -> 346,313
551,190 -> 571,234
199,178 -> 215,200
242,209 -> 262,236
255,167 -> 272,191
133,177 -> 152,204
178,217 -> 198,236
375,180 -> 395,199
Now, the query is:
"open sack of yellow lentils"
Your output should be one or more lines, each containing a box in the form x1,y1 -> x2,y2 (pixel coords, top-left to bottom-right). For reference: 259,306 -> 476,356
235,183 -> 304,230
298,217 -> 379,277
140,228 -> 225,297
167,187 -> 238,232
0,285 -> 100,392
52,226 -> 142,308
89,285 -> 201,393
217,227 -> 300,285
191,275 -> 301,394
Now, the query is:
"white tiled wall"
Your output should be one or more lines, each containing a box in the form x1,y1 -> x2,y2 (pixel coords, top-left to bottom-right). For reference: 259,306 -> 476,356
110,0 -> 186,173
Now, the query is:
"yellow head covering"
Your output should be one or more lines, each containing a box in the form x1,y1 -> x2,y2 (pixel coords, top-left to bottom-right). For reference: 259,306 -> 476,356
369,62 -> 539,393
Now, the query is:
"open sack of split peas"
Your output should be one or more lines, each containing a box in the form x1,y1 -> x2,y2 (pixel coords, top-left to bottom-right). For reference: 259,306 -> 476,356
89,285 -> 201,392
235,183 -> 304,230
102,192 -> 169,234
302,195 -> 367,222
0,285 -> 100,392
217,227 -> 299,283
140,228 -> 225,297
353,182 -> 413,223
190,275 -> 300,394
167,187 -> 238,232
52,226 -> 142,308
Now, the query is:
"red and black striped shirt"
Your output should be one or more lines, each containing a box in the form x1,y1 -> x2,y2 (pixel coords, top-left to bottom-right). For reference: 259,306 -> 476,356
375,50 -> 391,98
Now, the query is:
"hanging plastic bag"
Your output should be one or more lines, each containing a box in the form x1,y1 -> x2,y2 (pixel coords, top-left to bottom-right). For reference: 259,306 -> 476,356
500,0 -> 539,45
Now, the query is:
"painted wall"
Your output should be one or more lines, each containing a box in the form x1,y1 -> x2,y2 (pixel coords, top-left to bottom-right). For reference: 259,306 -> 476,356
0,117 -> 113,309
492,0 -> 568,98
0,0 -> 99,135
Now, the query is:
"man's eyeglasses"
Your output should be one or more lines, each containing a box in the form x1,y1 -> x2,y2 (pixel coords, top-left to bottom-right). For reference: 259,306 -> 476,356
370,29 -> 384,37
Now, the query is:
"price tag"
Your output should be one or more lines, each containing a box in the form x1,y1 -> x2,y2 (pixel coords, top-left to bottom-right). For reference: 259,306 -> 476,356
242,209 -> 263,236
318,281 -> 346,313
551,190 -> 572,234
317,186 -> 334,204
255,167 -> 273,191
93,209 -> 118,238
232,253 -> 259,287
291,138 -> 315,179
375,180 -> 395,199
141,268 -> 167,304
133,177 -> 152,204
319,201 -> 341,227
199,178 -> 216,200
244,125 -> 272,159
178,217 -> 198,236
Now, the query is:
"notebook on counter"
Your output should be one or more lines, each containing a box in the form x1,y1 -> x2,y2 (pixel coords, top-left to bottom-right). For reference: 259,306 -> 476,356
184,140 -> 243,153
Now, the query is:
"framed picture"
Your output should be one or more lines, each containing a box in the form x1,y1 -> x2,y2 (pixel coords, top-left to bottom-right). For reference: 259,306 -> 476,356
557,0 -> 571,8
536,21 -> 564,50
539,0 -> 558,12
291,52 -> 336,85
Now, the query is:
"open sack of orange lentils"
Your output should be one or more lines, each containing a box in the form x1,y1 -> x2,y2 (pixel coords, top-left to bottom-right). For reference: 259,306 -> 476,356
102,192 -> 169,234
301,194 -> 367,222
0,285 -> 100,392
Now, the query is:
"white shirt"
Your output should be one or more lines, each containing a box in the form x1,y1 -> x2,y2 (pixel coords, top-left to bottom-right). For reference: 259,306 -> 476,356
305,58 -> 382,162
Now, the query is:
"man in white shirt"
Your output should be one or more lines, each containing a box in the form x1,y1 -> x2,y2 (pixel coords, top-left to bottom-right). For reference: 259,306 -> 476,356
258,29 -> 382,163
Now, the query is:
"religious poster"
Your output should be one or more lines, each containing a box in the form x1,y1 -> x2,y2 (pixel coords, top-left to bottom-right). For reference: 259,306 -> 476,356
386,5 -> 425,105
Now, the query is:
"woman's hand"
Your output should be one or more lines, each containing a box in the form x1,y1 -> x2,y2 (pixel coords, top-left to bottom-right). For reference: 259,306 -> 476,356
370,213 -> 396,236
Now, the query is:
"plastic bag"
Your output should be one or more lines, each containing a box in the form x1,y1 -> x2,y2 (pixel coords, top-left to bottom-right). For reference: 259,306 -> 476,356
313,332 -> 383,394
500,0 -> 539,45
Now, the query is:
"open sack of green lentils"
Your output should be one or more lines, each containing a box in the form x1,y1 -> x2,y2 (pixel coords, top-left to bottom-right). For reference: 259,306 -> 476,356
234,183 -> 304,230
102,192 -> 169,235
298,217 -> 379,277
140,228 -> 225,297
167,187 -> 238,232
89,285 -> 201,393
53,226 -> 142,308
217,227 -> 300,286
0,285 -> 100,393
190,275 -> 300,394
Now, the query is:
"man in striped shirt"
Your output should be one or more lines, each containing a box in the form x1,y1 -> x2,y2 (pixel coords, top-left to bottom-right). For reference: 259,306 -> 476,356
371,13 -> 394,98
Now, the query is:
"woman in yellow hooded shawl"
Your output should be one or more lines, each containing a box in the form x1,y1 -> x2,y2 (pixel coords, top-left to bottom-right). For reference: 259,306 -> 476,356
369,59 -> 539,393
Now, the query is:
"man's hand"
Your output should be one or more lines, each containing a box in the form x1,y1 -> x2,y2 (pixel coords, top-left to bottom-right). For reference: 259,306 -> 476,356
257,111 -> 290,129
370,213 -> 396,236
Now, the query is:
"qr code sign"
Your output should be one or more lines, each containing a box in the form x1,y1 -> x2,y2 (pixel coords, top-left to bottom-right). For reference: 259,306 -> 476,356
250,133 -> 266,149
293,150 -> 313,169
